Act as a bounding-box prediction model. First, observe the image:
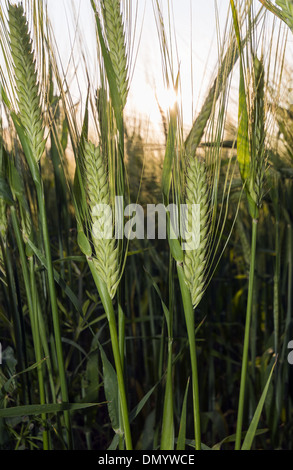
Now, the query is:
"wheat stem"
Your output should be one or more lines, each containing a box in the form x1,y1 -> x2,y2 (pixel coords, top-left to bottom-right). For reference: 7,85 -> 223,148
177,264 -> 201,450
235,217 -> 258,450
8,3 -> 45,163
10,205 -> 49,450
8,3 -> 72,449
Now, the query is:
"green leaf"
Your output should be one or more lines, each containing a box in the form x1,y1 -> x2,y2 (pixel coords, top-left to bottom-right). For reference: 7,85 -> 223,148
73,165 -> 88,226
230,0 -> 251,186
80,349 -> 101,403
77,230 -> 92,257
0,174 -> 13,204
81,90 -> 89,142
166,210 -> 183,263
162,109 -> 177,205
0,402 -> 101,419
241,359 -> 277,450
176,378 -> 190,450
160,348 -> 174,450
129,383 -> 158,424
99,344 -> 120,434
8,161 -> 25,200
212,429 -> 268,450
61,118 -> 69,152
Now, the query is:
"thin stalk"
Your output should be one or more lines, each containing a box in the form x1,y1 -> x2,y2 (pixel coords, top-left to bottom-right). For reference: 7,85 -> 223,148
88,259 -> 132,450
273,216 -> 280,355
118,299 -> 126,371
118,286 -> 127,451
10,206 -> 49,449
177,264 -> 201,451
161,254 -> 174,450
31,261 -> 58,406
1,237 -> 28,403
160,336 -> 174,450
36,187 -> 73,450
154,318 -> 166,450
235,217 -> 258,450
285,222 -> 293,348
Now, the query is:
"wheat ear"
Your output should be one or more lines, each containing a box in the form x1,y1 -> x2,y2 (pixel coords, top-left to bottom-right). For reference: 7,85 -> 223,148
183,157 -> 210,308
8,3 -> 45,163
251,56 -> 266,208
101,0 -> 129,109
83,140 -> 119,299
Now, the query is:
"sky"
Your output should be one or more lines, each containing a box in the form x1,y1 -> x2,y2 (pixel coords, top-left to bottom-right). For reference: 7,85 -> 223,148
46,0 -> 233,139
2,0 -> 290,142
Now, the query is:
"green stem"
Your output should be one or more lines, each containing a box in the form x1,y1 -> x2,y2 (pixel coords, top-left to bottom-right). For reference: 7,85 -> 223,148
10,206 -> 49,449
118,295 -> 126,371
160,337 -> 174,450
88,259 -> 132,450
161,254 -> 174,450
36,188 -> 73,450
118,297 -> 126,451
1,237 -> 28,403
177,264 -> 201,451
235,217 -> 258,450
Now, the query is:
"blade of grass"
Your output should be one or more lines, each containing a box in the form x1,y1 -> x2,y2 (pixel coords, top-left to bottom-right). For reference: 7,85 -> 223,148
0,402 -> 103,419
176,378 -> 190,451
241,359 -> 277,450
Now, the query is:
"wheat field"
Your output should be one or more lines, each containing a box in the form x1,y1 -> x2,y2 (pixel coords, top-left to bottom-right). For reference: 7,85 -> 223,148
0,0 -> 292,452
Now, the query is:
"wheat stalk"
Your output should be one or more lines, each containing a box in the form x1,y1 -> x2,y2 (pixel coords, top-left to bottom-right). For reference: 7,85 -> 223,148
7,4 -> 73,447
8,3 -> 45,163
83,139 -> 119,299
183,157 -> 210,308
101,0 -> 129,109
0,197 -> 7,271
0,198 -> 7,239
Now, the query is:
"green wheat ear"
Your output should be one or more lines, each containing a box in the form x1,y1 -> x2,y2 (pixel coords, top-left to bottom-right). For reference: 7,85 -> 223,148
276,0 -> 293,31
83,140 -> 119,299
250,56 -> 266,209
8,3 -> 45,163
101,0 -> 129,109
183,157 -> 210,308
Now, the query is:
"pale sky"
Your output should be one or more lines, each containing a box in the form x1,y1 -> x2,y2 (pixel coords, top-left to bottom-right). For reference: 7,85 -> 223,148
2,0 -> 290,141
46,0 -> 233,139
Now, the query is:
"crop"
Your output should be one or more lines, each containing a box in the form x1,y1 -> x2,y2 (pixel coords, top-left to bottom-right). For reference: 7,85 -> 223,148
0,0 -> 292,452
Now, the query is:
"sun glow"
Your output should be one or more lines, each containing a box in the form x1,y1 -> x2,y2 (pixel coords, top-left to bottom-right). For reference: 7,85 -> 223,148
158,86 -> 178,113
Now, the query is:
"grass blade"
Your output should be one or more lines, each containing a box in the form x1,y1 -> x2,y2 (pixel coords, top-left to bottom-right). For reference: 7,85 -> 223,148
0,403 -> 102,419
241,359 -> 277,450
176,378 -> 190,451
